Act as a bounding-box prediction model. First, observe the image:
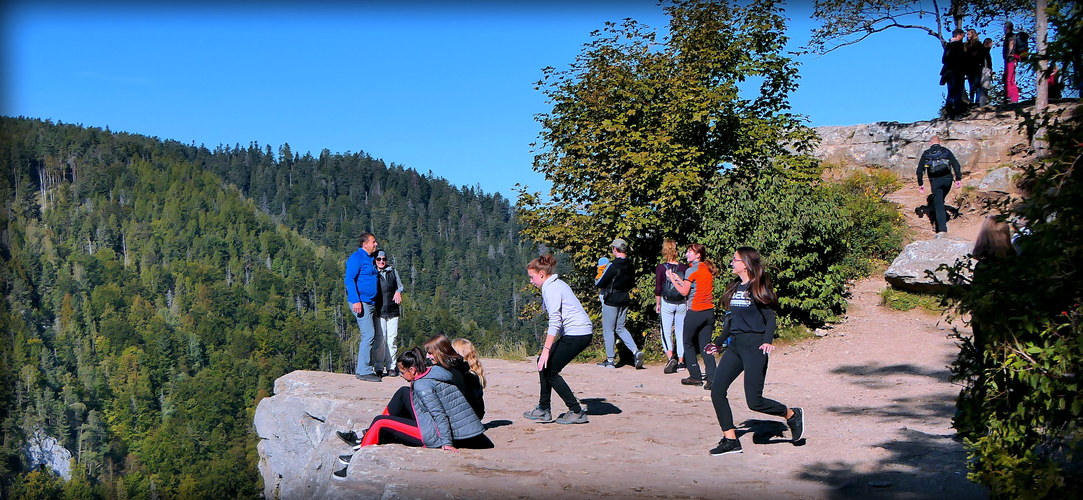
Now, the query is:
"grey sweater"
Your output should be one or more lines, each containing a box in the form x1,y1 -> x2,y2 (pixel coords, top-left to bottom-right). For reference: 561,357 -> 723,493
410,365 -> 486,448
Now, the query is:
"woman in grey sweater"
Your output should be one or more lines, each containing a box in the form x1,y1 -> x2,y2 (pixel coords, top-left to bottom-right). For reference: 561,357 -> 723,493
522,254 -> 594,425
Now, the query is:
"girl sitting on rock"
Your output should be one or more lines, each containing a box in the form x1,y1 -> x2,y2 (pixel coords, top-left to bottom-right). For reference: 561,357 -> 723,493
333,348 -> 490,479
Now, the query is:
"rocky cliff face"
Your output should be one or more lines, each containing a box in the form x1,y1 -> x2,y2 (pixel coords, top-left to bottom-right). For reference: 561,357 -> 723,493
813,102 -> 1078,184
24,429 -> 73,480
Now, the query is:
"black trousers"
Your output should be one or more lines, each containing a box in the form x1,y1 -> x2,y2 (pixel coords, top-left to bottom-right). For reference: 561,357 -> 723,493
539,334 -> 592,413
710,333 -> 788,431
929,175 -> 954,233
683,308 -> 716,382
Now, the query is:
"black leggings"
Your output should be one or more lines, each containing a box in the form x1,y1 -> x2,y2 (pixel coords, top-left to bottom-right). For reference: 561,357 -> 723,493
710,333 -> 788,431
386,386 -> 414,419
683,308 -> 716,381
539,334 -> 592,413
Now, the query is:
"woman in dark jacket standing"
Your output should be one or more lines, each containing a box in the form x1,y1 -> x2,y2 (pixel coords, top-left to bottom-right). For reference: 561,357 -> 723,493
706,247 -> 804,456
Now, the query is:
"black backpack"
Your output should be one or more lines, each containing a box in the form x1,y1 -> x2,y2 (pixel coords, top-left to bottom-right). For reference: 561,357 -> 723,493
661,264 -> 686,303
926,157 -> 951,176
1012,31 -> 1029,55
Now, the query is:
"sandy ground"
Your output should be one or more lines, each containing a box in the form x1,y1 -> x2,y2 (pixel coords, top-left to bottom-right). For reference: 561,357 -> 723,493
324,186 -> 990,499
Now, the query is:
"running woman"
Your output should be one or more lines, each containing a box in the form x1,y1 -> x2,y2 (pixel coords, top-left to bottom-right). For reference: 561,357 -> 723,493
707,247 -> 804,456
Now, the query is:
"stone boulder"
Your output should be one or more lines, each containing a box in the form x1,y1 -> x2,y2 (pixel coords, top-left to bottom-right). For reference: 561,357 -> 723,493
254,370 -> 406,499
885,238 -> 974,292
977,166 -> 1020,193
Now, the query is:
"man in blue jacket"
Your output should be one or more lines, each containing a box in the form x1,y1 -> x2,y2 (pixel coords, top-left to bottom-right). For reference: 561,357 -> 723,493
344,232 -> 381,382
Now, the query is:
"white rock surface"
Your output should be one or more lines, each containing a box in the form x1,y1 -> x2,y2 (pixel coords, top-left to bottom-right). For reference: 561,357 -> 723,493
25,429 -> 73,480
885,238 -> 974,292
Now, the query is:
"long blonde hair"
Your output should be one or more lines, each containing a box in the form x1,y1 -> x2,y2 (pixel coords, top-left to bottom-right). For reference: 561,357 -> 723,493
451,338 -> 486,388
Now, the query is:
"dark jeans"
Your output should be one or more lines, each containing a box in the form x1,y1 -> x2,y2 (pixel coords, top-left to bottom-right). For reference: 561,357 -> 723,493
683,308 -> 717,382
710,333 -> 788,431
945,73 -> 966,118
539,334 -> 592,413
929,175 -> 954,233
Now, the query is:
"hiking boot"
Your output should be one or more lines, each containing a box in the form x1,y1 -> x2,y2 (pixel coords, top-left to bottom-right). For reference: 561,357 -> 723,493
337,430 -> 361,446
709,438 -> 743,456
356,373 -> 382,382
787,407 -> 805,442
680,377 -> 704,386
596,360 -> 616,369
555,410 -> 589,424
337,454 -> 352,465
633,351 -> 645,370
523,406 -> 554,423
332,466 -> 349,480
704,380 -> 713,391
676,362 -> 686,371
663,358 -> 678,374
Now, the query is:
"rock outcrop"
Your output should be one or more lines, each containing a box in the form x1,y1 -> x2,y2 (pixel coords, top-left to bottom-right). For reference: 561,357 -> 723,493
885,238 -> 974,292
813,102 -> 1078,187
24,430 -> 73,480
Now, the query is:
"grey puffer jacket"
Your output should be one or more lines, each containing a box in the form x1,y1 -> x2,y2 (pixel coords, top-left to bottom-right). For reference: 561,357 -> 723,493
410,365 -> 486,448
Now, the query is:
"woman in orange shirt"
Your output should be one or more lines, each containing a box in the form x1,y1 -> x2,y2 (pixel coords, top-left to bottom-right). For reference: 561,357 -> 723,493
666,243 -> 718,389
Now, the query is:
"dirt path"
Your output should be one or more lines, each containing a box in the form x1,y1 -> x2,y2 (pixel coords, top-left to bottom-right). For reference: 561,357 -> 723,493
327,275 -> 985,499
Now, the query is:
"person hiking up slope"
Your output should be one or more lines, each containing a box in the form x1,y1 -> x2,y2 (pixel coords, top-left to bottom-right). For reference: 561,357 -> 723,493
917,136 -> 963,238
595,238 -> 644,369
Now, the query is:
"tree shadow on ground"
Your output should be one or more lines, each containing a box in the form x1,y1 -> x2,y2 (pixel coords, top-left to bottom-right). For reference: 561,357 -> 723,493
581,398 -> 622,416
798,428 -> 986,499
827,392 -> 957,420
831,362 -> 952,389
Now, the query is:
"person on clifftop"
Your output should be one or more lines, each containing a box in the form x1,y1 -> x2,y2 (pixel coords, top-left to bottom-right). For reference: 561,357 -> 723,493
522,254 -> 593,425
706,247 -> 805,456
917,136 -> 963,238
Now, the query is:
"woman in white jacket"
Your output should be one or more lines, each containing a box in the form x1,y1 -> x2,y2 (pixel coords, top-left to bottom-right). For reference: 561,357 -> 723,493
522,254 -> 594,425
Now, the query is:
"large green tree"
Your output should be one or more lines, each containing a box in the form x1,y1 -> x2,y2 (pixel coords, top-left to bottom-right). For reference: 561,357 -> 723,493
519,0 -> 817,291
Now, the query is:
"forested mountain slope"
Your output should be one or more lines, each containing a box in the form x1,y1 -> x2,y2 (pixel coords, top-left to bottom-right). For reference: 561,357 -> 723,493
0,116 -> 537,497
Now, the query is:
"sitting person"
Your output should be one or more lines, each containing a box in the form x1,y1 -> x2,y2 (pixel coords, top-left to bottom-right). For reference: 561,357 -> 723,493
333,348 -> 490,479
425,334 -> 485,419
452,338 -> 487,390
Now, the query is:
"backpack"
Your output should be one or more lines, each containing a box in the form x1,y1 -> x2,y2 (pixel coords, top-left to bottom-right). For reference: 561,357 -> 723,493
1012,31 -> 1029,55
661,264 -> 686,303
926,157 -> 951,177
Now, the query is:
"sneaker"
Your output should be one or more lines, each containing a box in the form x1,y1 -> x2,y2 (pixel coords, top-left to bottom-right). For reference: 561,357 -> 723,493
704,380 -> 713,391
680,377 -> 704,386
596,360 -> 616,369
676,362 -> 686,371
787,407 -> 805,442
523,407 -> 554,423
935,232 -> 945,239
663,359 -> 678,374
336,430 -> 360,446
633,351 -> 644,370
555,410 -> 589,424
709,438 -> 743,456
337,453 -> 352,465
332,466 -> 348,480
355,373 -> 382,382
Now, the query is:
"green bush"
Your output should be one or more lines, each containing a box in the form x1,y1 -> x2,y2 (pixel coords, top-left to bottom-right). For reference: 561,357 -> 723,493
700,169 -> 907,326
948,109 -> 1083,496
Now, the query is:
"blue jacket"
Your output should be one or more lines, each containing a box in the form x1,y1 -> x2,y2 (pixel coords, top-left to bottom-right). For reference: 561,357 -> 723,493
344,248 -> 378,304
410,365 -> 486,448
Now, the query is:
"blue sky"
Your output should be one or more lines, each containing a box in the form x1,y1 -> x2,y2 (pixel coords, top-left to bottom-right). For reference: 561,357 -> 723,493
4,0 -> 957,199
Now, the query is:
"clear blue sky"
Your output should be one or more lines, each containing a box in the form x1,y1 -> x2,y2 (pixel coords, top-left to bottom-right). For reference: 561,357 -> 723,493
4,0 -> 954,199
